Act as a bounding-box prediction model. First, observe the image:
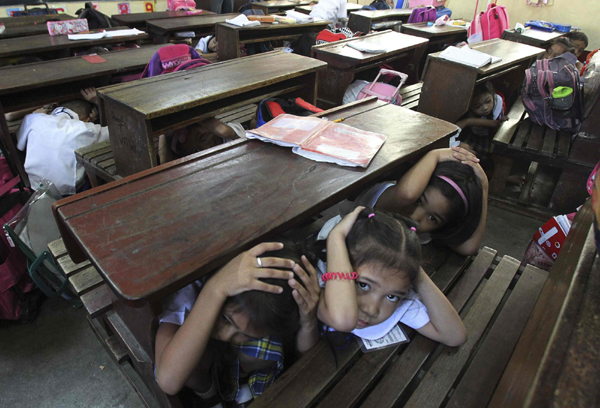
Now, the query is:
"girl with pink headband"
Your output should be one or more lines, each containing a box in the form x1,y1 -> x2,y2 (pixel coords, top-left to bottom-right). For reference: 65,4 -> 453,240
354,147 -> 488,256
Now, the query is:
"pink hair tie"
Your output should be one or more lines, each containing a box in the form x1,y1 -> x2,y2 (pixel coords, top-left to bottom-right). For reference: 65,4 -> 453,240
368,213 -> 375,218
410,227 -> 417,231
437,175 -> 468,214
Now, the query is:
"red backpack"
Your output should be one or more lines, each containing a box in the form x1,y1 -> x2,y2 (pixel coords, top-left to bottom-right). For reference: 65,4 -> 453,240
167,0 -> 196,10
469,0 -> 509,41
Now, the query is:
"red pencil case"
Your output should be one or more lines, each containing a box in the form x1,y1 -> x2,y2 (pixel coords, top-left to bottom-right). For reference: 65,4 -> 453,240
47,19 -> 89,36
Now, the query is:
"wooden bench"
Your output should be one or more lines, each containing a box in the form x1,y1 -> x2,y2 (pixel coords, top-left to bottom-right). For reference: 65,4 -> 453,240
0,22 -> 57,39
216,20 -> 330,61
75,104 -> 258,186
146,13 -> 238,44
311,30 -> 428,108
398,81 -> 423,110
111,9 -> 216,30
348,9 -> 412,33
0,13 -> 74,26
502,28 -> 565,49
252,248 -> 549,408
97,51 -> 326,177
490,97 -> 597,218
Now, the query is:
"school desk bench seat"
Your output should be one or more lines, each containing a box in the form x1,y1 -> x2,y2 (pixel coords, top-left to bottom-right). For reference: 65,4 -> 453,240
490,97 -> 597,219
75,104 -> 257,186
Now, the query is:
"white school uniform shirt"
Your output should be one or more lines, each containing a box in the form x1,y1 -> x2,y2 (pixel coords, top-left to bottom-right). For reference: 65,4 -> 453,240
315,215 -> 430,340
16,108 -> 109,195
309,0 -> 347,25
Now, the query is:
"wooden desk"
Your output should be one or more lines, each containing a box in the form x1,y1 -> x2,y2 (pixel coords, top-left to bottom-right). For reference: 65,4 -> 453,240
419,39 -> 544,123
401,22 -> 468,45
251,0 -> 312,14
502,28 -> 565,49
348,9 -> 412,33
147,13 -> 238,44
295,3 -> 362,16
0,22 -> 53,39
111,10 -> 215,30
53,98 -> 456,407
98,51 -> 326,177
311,30 -> 428,108
216,20 -> 330,60
0,44 -> 169,187
0,28 -> 149,61
0,13 -> 74,26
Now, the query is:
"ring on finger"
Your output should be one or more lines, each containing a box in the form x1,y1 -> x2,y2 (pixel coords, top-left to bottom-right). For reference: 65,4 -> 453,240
257,257 -> 263,268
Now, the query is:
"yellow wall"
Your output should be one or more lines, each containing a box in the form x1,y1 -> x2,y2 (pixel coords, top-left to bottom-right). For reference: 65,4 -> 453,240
446,0 -> 599,49
0,1 -> 169,18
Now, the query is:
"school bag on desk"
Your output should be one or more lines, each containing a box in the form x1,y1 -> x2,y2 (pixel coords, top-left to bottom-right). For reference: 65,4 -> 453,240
256,98 -> 323,127
468,0 -> 509,41
408,6 -> 437,24
141,44 -> 211,78
521,52 -> 583,133
76,2 -> 118,29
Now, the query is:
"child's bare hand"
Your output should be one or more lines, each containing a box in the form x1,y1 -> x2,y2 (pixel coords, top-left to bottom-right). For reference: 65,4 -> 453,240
209,242 -> 296,299
290,256 -> 320,327
330,206 -> 364,239
81,87 -> 98,103
450,146 -> 479,163
88,106 -> 99,123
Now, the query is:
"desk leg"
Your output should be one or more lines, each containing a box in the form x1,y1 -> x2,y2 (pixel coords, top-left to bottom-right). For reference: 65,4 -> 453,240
0,104 -> 30,188
216,25 -> 240,61
316,68 -> 355,109
151,30 -> 169,45
408,43 -> 427,84
110,297 -> 182,408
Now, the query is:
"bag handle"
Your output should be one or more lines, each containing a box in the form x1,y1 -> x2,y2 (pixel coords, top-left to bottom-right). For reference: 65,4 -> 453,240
28,251 -> 69,298
367,68 -> 409,100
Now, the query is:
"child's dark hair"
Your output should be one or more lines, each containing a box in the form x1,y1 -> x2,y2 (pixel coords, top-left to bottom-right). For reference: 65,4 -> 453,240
547,38 -> 576,55
62,99 -> 93,120
567,31 -> 589,48
345,208 -> 421,284
223,238 -> 305,340
427,161 -> 483,245
472,81 -> 495,101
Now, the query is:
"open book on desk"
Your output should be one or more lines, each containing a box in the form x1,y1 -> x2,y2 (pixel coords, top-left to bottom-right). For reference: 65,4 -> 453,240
439,46 -> 502,68
246,114 -> 386,168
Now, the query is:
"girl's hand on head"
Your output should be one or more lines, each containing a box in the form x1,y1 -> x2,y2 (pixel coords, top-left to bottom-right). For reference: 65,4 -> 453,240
330,206 -> 364,239
290,256 -> 321,328
448,146 -> 479,164
209,242 -> 296,299
462,160 -> 488,188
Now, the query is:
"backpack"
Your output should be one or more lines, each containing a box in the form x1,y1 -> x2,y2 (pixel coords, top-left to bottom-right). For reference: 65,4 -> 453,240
141,44 -> 210,78
367,0 -> 391,11
357,68 -> 408,105
315,27 -> 357,45
469,0 -> 509,41
11,3 -> 58,17
256,98 -> 323,127
408,6 -> 437,24
167,0 -> 196,11
522,53 -> 583,134
76,2 -> 118,30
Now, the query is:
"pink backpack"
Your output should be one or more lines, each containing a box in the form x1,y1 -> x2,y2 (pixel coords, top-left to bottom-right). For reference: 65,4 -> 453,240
167,0 -> 196,11
358,69 -> 408,105
408,6 -> 437,24
469,0 -> 509,40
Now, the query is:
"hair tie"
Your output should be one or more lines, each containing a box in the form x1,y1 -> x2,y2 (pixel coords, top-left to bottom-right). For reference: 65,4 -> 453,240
368,213 -> 375,218
437,175 -> 469,214
410,227 -> 416,231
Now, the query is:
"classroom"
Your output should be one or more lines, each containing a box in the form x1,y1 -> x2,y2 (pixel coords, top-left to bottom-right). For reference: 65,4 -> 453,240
0,0 -> 598,407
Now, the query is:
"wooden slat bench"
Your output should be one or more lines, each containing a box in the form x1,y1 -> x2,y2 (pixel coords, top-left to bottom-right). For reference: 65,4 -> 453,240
252,248 -> 549,408
75,104 -> 257,186
399,82 -> 423,110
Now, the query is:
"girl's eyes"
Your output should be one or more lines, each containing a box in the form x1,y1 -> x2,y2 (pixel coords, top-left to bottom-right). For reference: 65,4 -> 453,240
386,295 -> 401,303
416,197 -> 422,205
357,282 -> 370,291
428,215 -> 438,224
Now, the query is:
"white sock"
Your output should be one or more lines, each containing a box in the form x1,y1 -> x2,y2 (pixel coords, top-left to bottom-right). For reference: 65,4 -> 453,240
236,383 -> 253,404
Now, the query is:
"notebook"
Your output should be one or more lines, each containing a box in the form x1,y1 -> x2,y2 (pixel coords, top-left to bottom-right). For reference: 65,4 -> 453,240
439,46 -> 502,68
246,114 -> 386,168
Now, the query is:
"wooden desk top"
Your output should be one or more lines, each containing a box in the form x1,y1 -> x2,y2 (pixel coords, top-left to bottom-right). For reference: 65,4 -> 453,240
349,9 -> 412,19
252,0 -> 312,10
53,99 -> 458,302
312,30 -> 428,66
0,28 -> 150,59
401,22 -> 468,38
503,28 -> 564,44
0,44 -> 167,97
217,19 -> 330,33
295,3 -> 362,14
99,51 -> 325,119
0,14 -> 75,26
427,39 -> 544,74
112,10 -> 215,26
0,22 -> 51,39
147,13 -> 239,33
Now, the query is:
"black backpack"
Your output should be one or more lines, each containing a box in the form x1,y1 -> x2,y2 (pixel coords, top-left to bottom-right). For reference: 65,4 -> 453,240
76,2 -> 119,30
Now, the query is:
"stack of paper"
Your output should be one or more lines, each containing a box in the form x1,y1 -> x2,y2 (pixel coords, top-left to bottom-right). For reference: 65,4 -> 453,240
225,14 -> 260,27
284,10 -> 314,24
68,28 -> 144,41
439,46 -> 502,68
346,42 -> 388,54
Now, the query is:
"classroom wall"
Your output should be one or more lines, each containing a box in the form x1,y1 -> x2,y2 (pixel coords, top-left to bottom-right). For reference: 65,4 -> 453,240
0,1 -> 169,18
445,0 -> 599,49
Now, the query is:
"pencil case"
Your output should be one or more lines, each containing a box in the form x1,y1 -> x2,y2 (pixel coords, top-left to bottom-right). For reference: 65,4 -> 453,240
247,15 -> 276,23
47,19 -> 89,36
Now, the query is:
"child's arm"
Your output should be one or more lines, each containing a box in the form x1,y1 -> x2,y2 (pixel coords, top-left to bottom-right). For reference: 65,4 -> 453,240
448,161 -> 488,256
291,256 -> 321,354
413,268 -> 467,347
317,207 -> 363,332
456,117 -> 503,130
81,88 -> 98,105
155,242 -> 296,395
376,148 -> 479,213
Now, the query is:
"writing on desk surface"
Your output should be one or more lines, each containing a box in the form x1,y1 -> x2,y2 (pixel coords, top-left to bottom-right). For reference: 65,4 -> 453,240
111,111 -> 144,159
